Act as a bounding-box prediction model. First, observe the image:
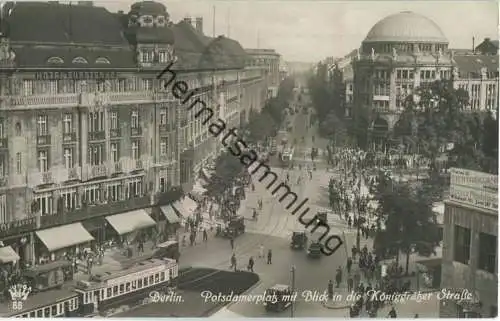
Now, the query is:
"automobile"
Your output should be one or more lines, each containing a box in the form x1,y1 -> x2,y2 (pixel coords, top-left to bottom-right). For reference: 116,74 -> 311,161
316,212 -> 328,225
221,215 -> 245,238
264,284 -> 293,312
307,242 -> 323,258
153,240 -> 180,262
290,231 -> 308,250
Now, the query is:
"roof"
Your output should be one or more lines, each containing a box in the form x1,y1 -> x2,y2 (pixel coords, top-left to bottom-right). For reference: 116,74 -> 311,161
0,288 -> 78,317
5,2 -> 128,45
454,54 -> 499,76
364,11 -> 448,43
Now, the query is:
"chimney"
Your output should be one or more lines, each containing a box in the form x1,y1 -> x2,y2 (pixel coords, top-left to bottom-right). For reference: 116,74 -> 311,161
195,17 -> 203,34
472,36 -> 475,53
183,16 -> 192,26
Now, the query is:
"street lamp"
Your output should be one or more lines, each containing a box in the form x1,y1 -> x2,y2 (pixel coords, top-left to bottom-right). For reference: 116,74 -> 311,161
290,265 -> 296,318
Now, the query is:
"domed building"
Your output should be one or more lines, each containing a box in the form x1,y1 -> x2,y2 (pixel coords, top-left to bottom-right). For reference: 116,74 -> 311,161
352,11 -> 454,149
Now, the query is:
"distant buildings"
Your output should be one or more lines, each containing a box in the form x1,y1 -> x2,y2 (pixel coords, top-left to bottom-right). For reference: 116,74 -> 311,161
245,48 -> 281,98
440,168 -> 498,318
319,11 -> 499,150
0,1 -> 275,265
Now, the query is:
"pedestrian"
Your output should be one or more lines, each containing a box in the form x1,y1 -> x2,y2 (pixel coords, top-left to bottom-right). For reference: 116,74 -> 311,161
138,241 -> 144,253
327,280 -> 334,300
347,277 -> 354,292
230,253 -> 237,271
388,306 -> 397,318
258,244 -> 264,258
87,256 -> 93,275
347,216 -> 352,228
267,249 -> 272,264
351,245 -> 357,258
247,256 -> 255,272
230,237 -> 234,250
203,229 -> 208,242
347,257 -> 352,274
335,266 -> 342,288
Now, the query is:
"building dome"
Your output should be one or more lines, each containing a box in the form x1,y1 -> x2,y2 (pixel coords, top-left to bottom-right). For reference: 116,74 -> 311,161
364,11 -> 448,43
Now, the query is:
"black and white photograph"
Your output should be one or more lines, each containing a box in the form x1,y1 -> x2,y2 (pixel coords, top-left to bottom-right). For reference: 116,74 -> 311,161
0,0 -> 498,318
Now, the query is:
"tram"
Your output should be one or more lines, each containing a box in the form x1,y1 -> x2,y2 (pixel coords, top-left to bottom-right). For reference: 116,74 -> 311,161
6,257 -> 178,318
281,147 -> 294,165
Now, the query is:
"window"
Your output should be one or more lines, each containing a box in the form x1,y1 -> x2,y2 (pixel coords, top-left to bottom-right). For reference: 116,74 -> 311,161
131,111 -> 139,129
63,147 -> 73,169
95,57 -> 110,64
159,177 -> 166,192
15,122 -> 21,136
110,142 -> 119,163
72,57 -> 88,64
35,193 -> 53,215
107,183 -> 122,202
97,80 -> 105,92
84,185 -> 101,205
160,108 -> 167,125
89,112 -> 104,133
37,149 -> 49,172
160,138 -> 168,155
63,114 -> 72,134
117,79 -> 126,92
48,80 -> 58,94
88,144 -> 104,165
132,140 -> 140,160
127,178 -> 142,198
454,225 -> 471,264
60,189 -> 77,210
37,115 -> 48,136
142,79 -> 153,91
110,112 -> 118,130
119,284 -> 124,294
107,288 -> 112,298
142,51 -> 154,63
0,118 -> 4,139
158,51 -> 167,63
0,195 -> 7,224
23,80 -> 34,96
478,233 -> 496,273
16,152 -> 21,174
0,154 -> 4,177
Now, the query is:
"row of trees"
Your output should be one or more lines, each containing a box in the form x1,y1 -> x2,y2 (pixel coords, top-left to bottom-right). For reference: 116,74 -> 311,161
203,76 -> 296,218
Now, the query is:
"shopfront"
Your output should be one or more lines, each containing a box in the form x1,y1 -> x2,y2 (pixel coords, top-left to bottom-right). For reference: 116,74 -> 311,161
35,223 -> 95,263
104,210 -> 156,245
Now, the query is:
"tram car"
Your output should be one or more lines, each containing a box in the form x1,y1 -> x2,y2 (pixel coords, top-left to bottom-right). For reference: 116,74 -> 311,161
74,257 -> 178,316
5,257 -> 178,318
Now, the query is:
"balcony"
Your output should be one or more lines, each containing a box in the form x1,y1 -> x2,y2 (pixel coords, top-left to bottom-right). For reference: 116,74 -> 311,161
131,127 -> 143,137
37,135 -> 51,146
159,124 -> 172,135
88,164 -> 108,179
110,128 -> 121,138
0,138 -> 7,149
62,132 -> 77,143
39,196 -> 151,230
41,171 -> 53,184
68,167 -> 80,181
88,131 -> 105,141
0,217 -> 37,239
134,159 -> 144,170
5,93 -> 79,109
112,162 -> 122,174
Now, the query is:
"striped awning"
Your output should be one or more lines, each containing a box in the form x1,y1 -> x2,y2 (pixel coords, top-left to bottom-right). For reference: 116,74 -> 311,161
160,205 -> 181,224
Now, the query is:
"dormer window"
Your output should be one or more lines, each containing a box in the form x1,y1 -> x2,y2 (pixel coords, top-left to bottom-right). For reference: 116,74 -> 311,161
142,50 -> 154,63
156,15 -> 166,27
72,57 -> 88,64
95,57 -> 111,64
139,15 -> 154,27
47,57 -> 64,64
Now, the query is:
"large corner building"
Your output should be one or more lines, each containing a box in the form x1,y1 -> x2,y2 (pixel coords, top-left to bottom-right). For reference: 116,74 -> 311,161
0,1 -> 275,264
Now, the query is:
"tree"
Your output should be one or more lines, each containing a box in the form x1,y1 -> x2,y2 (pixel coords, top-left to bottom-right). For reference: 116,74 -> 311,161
374,176 -> 440,274
245,110 -> 277,143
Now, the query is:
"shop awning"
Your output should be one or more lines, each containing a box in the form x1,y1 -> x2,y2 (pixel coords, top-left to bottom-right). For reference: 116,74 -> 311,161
105,210 -> 156,235
177,197 -> 198,218
160,205 -> 181,224
0,246 -> 20,264
36,223 -> 94,252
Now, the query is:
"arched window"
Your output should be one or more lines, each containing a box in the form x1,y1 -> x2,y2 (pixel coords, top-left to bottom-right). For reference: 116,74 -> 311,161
47,57 -> 64,64
72,57 -> 88,64
95,57 -> 110,64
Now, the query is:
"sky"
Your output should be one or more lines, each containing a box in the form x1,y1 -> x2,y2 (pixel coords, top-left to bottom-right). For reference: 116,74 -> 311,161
95,0 -> 498,62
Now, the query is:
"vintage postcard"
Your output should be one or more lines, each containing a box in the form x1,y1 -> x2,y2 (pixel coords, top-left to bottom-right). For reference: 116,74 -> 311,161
0,0 -> 497,318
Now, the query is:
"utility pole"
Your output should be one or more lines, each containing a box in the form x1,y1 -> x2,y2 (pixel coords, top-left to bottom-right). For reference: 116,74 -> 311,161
290,265 -> 296,317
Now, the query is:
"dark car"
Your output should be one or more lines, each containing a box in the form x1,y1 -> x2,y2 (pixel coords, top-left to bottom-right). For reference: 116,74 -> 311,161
291,231 -> 308,250
264,284 -> 293,312
307,242 -> 323,258
153,241 -> 180,262
316,212 -> 328,225
223,216 -> 245,237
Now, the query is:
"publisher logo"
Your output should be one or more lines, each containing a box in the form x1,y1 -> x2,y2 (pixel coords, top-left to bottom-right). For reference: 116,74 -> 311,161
9,284 -> 31,311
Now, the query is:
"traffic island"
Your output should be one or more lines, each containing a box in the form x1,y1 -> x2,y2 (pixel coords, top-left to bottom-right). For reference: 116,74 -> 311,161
321,298 -> 351,310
